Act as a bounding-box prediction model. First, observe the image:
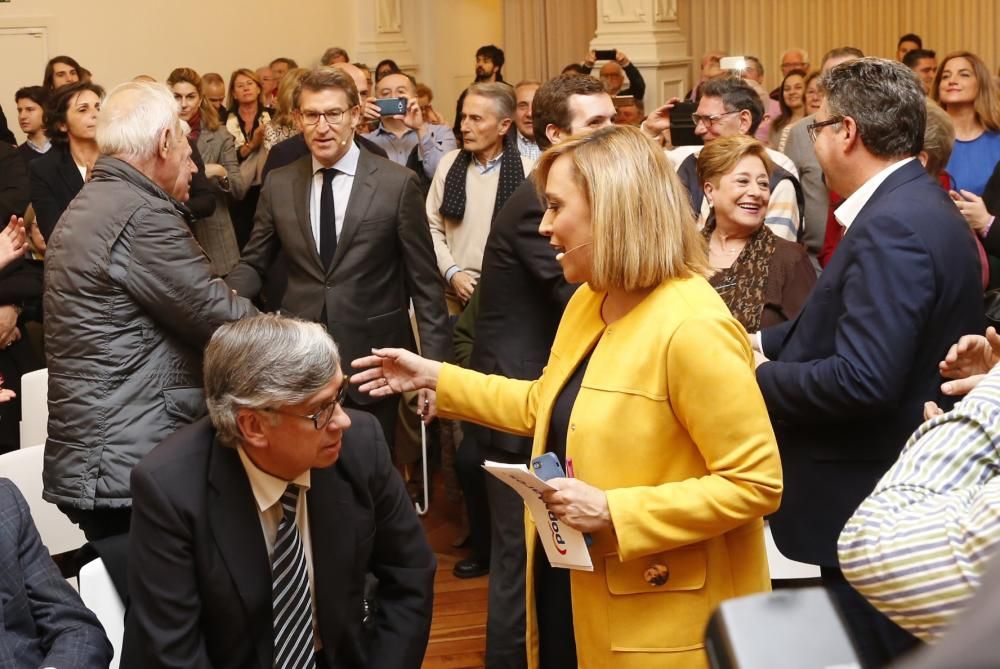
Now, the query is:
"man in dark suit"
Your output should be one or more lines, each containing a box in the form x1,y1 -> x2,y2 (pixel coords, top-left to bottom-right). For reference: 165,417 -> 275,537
0,478 -> 112,667
455,74 -> 615,667
123,314 -> 435,669
227,68 -> 450,447
755,58 -> 984,666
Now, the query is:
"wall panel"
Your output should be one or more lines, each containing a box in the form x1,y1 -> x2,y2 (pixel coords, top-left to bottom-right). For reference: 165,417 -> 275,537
679,0 -> 1000,90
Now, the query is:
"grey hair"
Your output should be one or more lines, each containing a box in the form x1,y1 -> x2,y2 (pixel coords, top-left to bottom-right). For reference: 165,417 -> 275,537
97,81 -> 186,162
819,57 -> 926,159
204,314 -> 342,447
466,82 -> 516,120
781,48 -> 810,65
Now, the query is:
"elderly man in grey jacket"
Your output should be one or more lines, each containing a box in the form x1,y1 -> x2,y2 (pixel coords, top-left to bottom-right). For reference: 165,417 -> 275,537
42,82 -> 256,540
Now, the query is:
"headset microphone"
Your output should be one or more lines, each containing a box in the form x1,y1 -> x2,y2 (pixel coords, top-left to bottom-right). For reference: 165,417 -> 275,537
555,241 -> 592,262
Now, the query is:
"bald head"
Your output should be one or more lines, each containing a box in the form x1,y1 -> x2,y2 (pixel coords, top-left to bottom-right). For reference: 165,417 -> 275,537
331,63 -> 369,99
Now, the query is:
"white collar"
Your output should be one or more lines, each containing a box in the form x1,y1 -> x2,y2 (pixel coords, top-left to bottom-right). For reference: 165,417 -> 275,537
311,138 -> 361,177
835,157 -> 915,231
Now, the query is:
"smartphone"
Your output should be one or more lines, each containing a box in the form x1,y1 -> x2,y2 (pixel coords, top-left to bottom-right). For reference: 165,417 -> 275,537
668,100 -> 703,147
594,48 -> 617,61
531,452 -> 565,481
719,56 -> 748,72
375,97 -> 407,116
531,452 -> 593,547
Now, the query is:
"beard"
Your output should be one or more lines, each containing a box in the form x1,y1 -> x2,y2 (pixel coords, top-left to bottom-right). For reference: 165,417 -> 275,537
475,68 -> 490,81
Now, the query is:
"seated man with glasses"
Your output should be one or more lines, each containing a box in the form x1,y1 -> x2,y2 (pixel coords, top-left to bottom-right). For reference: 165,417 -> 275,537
227,67 -> 450,456
665,76 -> 805,243
123,313 -> 436,669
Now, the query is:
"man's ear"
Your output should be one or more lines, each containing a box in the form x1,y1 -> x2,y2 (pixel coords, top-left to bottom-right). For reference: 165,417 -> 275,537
841,116 -> 860,151
158,128 -> 173,159
498,117 -> 513,136
545,123 -> 564,146
737,109 -> 753,135
236,408 -> 270,450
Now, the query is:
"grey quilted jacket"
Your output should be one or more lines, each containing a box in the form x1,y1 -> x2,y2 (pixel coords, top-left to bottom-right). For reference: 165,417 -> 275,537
42,156 -> 256,510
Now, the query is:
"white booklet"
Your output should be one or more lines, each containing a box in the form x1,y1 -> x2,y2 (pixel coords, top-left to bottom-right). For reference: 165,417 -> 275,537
482,461 -> 594,571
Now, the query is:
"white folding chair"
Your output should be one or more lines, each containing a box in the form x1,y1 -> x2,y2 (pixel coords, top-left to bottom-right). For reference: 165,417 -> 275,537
20,368 -> 48,448
78,557 -> 124,669
0,445 -> 86,555
765,521 -> 821,581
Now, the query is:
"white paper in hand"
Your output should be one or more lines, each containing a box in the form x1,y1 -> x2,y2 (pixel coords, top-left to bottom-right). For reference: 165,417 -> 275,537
482,461 -> 593,571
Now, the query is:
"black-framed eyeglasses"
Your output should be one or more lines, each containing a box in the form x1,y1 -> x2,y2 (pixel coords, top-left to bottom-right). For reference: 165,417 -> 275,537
299,107 -> 353,127
263,376 -> 350,430
806,115 -> 845,143
691,109 -> 740,128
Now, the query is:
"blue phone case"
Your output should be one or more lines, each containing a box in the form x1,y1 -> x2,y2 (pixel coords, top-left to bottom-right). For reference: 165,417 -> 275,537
531,452 -> 565,481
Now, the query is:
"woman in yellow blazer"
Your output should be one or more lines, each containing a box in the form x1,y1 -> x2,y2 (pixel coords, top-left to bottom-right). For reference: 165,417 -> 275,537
354,125 -> 782,669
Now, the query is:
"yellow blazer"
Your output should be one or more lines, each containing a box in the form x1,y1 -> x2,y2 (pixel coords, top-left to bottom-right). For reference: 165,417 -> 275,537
437,275 -> 783,669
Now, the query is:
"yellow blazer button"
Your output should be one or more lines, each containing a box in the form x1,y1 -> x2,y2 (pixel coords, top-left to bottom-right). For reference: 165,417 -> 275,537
644,563 -> 670,586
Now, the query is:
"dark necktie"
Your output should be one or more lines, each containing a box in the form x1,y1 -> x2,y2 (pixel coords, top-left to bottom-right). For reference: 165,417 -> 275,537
319,168 -> 338,269
271,484 -> 316,669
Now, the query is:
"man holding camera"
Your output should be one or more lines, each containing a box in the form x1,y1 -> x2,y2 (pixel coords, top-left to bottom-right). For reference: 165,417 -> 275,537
227,67 -> 450,450
363,71 -> 456,182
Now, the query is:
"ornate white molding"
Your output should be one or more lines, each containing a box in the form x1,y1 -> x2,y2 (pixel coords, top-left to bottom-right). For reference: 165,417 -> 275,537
655,0 -> 677,21
376,0 -> 401,34
601,0 -> 645,24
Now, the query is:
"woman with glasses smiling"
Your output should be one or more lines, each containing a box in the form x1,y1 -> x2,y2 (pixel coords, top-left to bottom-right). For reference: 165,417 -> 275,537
353,125 -> 782,669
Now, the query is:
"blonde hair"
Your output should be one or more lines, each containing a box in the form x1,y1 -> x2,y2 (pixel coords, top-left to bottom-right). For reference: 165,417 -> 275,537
923,100 -> 955,177
226,68 -> 262,111
272,67 -> 310,128
932,51 -> 1000,132
696,134 -> 774,188
534,125 -> 709,291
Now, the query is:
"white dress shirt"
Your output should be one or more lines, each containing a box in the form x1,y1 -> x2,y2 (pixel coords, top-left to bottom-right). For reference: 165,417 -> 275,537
309,141 -> 360,254
834,157 -> 915,232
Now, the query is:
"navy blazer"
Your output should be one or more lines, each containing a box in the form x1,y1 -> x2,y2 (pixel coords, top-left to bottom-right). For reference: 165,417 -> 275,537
0,479 -> 112,668
757,159 -> 984,566
122,411 -> 435,669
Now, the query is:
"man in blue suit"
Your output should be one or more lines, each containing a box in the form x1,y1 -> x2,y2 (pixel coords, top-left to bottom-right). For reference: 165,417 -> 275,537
754,58 -> 984,666
0,478 -> 112,667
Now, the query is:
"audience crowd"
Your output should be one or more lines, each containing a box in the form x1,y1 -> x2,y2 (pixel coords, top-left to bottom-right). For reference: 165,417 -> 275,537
0,31 -> 998,669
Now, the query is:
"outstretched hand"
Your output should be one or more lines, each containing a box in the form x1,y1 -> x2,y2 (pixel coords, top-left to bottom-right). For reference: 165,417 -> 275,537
351,348 -> 443,398
0,216 -> 27,270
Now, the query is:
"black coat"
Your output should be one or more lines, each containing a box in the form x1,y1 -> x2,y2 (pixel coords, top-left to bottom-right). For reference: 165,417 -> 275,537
29,144 -> 83,241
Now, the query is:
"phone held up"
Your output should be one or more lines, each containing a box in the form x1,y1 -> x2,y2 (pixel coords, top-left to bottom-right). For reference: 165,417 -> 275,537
594,48 -> 617,61
375,97 -> 407,116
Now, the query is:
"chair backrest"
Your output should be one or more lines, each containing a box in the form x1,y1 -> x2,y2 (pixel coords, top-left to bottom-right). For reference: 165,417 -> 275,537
0,445 -> 86,555
764,522 -> 821,581
78,557 -> 124,669
20,368 -> 48,447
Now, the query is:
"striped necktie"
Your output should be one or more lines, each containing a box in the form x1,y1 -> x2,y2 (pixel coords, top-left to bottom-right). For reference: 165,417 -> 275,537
272,484 -> 316,669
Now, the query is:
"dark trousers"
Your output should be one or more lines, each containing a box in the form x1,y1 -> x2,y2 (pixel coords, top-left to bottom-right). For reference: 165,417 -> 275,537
822,566 -> 922,668
454,426 -> 490,560
59,506 -> 132,543
482,442 -> 529,669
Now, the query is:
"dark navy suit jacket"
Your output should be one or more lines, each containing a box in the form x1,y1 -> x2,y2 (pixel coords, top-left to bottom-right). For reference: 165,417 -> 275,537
0,478 -> 112,668
757,159 -> 984,566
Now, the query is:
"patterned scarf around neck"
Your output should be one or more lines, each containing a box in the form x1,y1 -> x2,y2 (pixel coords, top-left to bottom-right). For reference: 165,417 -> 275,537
702,214 -> 776,332
439,132 -> 524,223
188,111 -> 202,142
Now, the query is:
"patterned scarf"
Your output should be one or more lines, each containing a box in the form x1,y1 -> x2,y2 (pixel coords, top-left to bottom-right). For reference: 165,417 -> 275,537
439,133 -> 524,223
702,214 -> 776,332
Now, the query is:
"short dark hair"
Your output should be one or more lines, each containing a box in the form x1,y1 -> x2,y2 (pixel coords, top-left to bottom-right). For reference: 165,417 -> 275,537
903,48 -> 937,69
295,67 -> 359,110
477,45 -> 505,72
531,74 -> 607,151
898,33 -> 923,49
321,47 -> 350,66
820,57 -> 925,159
43,55 -> 85,91
700,76 -> 765,135
822,46 -> 865,68
15,85 -> 47,108
375,59 -> 402,82
744,55 -> 764,78
270,57 -> 298,69
45,80 -> 105,145
562,63 -> 591,76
